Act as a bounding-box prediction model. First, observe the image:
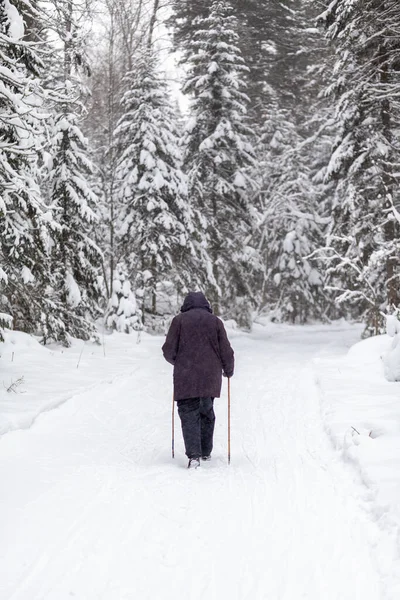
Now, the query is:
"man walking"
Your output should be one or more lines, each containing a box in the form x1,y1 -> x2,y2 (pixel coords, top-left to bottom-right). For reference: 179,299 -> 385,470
162,292 -> 235,469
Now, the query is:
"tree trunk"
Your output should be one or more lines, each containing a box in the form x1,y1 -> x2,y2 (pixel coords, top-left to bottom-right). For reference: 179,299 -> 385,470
378,32 -> 400,307
148,0 -> 160,48
108,5 -> 116,297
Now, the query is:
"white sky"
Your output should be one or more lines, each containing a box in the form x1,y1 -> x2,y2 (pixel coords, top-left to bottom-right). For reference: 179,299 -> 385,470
89,0 -> 189,114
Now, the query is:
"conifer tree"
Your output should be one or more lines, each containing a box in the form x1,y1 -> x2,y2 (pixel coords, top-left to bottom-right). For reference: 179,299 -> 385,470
0,0 -> 57,338
183,0 -> 258,318
255,2 -> 334,324
45,111 -> 103,344
258,103 -> 327,322
42,0 -> 103,344
105,263 -> 142,333
114,48 -> 196,320
319,0 -> 400,332
170,0 -> 307,123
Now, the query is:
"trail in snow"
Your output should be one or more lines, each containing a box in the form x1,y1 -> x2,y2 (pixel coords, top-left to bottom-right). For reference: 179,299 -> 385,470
0,326 -> 392,599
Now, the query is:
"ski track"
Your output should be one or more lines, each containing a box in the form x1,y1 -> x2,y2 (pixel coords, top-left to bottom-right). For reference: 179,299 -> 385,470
0,327 -> 391,599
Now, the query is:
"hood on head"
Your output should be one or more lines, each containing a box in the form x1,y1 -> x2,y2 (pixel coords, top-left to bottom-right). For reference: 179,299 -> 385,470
180,292 -> 212,313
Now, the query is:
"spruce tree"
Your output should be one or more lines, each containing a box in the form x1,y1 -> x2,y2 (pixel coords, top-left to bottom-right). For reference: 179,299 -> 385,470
170,0 -> 307,123
254,2 -> 333,323
258,103 -> 327,323
42,0 -> 103,344
45,111 -> 103,344
105,263 -> 142,333
320,0 -> 400,332
183,0 -> 258,318
114,48 -> 196,321
0,0 -> 57,338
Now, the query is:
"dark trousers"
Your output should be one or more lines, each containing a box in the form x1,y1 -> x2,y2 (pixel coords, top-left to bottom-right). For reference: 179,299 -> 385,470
177,397 -> 215,459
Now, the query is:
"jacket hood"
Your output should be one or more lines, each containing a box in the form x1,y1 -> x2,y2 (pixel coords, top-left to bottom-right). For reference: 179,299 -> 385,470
180,292 -> 212,313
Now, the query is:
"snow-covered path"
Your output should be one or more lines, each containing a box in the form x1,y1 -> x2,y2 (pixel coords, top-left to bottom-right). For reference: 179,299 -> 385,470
0,326 -> 390,599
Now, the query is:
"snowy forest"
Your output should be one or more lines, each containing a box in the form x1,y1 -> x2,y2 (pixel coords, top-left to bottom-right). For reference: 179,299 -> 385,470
1,0 -> 400,345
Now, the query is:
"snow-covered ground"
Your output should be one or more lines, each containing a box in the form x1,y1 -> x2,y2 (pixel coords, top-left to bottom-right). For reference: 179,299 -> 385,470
0,329 -> 147,436
315,332 -> 400,583
1,322 -> 400,599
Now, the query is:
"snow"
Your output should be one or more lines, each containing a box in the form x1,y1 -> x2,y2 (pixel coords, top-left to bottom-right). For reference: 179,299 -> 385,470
42,151 -> 54,171
65,272 -> 81,308
386,316 -> 400,338
142,269 -> 153,283
208,60 -> 219,74
113,279 -> 122,294
0,313 -> 12,327
153,169 -> 166,189
0,267 -> 8,283
375,141 -> 391,157
21,265 -> 35,284
308,268 -> 322,285
4,0 -> 25,40
140,149 -> 156,170
0,328 -> 147,436
383,316 -> 400,381
383,335 -> 400,382
283,230 -> 297,253
273,272 -> 281,285
122,280 -> 131,298
233,171 -> 246,188
1,322 -> 400,598
315,330 -> 400,591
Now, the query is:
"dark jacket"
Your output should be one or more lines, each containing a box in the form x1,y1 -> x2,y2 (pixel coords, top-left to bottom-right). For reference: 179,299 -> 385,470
162,292 -> 234,401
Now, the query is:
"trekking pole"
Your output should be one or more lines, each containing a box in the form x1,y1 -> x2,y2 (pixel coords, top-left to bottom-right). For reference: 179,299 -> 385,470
172,393 -> 175,459
228,377 -> 231,465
